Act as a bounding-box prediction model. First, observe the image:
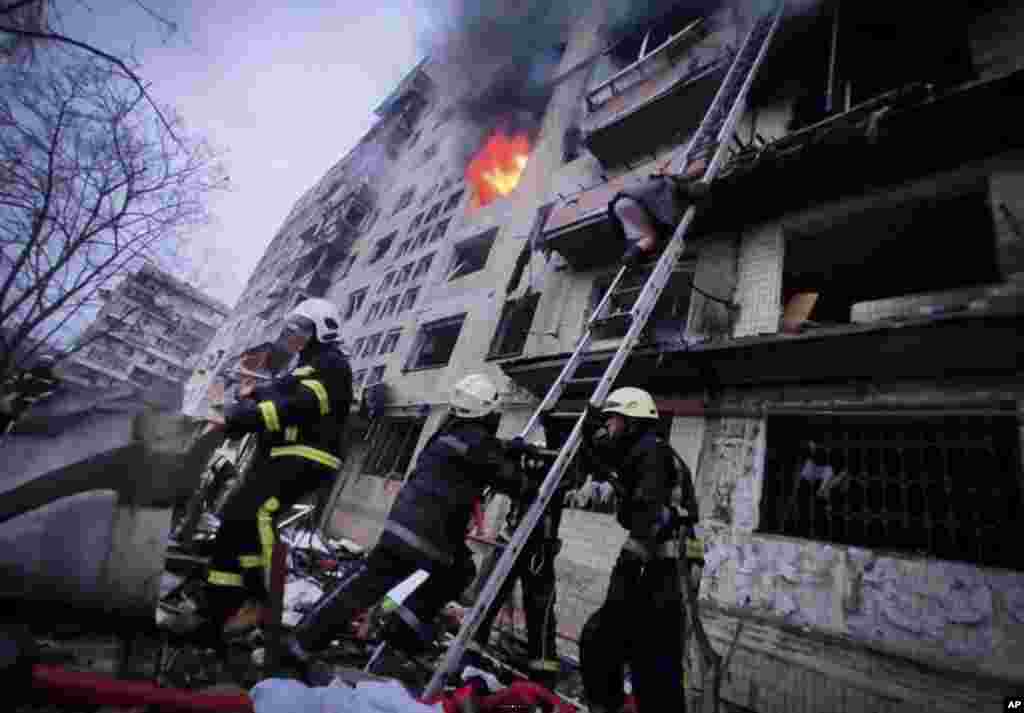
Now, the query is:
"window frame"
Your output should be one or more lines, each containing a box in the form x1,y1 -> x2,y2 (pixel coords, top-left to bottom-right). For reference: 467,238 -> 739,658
344,287 -> 368,321
447,228 -> 498,281
364,300 -> 382,325
413,253 -> 434,280
431,218 -> 451,243
380,329 -> 402,355
381,294 -> 400,319
405,313 -> 467,371
487,292 -> 542,359
362,332 -> 383,359
361,418 -> 427,481
444,189 -> 464,214
369,233 -> 397,264
378,271 -> 396,294
397,287 -> 420,315
392,188 -> 415,216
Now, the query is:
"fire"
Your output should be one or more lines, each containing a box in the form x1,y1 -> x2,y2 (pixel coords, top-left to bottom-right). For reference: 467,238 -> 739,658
465,130 -> 531,209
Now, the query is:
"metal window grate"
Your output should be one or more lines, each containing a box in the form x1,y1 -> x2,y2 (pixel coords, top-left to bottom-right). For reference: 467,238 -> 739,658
759,415 -> 1024,571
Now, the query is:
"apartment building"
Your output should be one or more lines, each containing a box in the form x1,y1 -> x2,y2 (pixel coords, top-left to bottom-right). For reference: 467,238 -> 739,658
193,1 -> 1024,709
61,264 -> 230,401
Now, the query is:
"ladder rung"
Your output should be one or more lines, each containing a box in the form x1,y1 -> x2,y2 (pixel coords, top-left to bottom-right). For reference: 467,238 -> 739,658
546,411 -> 583,419
566,377 -> 601,386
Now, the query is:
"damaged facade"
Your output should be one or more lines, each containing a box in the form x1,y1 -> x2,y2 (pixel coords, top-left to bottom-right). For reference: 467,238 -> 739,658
193,1 -> 1024,710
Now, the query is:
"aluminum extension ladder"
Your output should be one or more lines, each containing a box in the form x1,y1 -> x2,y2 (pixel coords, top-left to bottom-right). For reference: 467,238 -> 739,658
423,2 -> 785,698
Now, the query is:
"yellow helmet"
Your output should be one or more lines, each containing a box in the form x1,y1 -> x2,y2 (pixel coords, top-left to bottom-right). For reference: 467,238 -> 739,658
601,387 -> 658,420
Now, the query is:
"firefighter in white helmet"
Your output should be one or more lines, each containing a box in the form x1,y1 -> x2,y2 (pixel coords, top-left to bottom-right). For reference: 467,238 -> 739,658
202,298 -> 353,636
284,373 -> 542,683
580,387 -> 696,713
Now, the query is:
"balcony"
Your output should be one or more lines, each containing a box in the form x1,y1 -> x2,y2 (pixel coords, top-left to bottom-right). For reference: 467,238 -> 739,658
582,21 -> 729,168
539,162 -> 698,271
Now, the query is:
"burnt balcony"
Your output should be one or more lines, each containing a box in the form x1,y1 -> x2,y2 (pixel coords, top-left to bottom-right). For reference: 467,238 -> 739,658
582,24 -> 729,169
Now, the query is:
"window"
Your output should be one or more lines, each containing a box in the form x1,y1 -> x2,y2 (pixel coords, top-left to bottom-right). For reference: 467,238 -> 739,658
488,292 -> 542,358
602,5 -> 703,76
362,418 -> 427,481
409,212 -> 425,232
781,189 -> 999,333
381,294 -> 400,319
368,365 -> 386,385
378,272 -> 396,293
397,287 -> 420,314
406,314 -> 466,370
444,190 -> 464,213
396,239 -> 413,259
352,337 -> 366,357
395,262 -> 414,287
380,330 -> 402,354
415,229 -> 431,249
353,369 -> 367,391
369,233 -> 396,264
588,263 -> 693,341
758,415 -> 1023,571
413,253 -> 434,280
392,188 -> 415,216
362,333 -> 383,358
424,201 -> 443,224
364,301 -> 382,325
431,218 -> 451,243
344,288 -> 368,320
448,228 -> 498,280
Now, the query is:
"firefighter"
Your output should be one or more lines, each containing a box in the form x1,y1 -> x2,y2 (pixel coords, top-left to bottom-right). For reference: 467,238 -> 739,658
283,373 -> 540,680
466,435 -> 564,689
1,354 -> 59,433
579,387 -> 695,713
203,298 -> 353,636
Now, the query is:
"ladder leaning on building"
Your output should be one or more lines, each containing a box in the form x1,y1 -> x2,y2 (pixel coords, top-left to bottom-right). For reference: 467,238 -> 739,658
424,1 -> 787,700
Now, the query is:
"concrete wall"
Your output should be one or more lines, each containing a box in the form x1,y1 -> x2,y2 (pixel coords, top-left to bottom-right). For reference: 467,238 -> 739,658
691,415 -> 1024,710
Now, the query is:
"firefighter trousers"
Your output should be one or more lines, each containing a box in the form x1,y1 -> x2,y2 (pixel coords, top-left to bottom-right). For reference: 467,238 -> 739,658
206,454 -> 333,621
294,541 -> 476,654
580,552 -> 684,713
472,536 -> 559,675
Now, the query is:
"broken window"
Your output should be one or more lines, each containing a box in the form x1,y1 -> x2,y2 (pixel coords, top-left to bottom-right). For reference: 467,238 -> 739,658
781,188 -> 1001,333
381,294 -> 400,319
444,190 -> 464,214
431,218 -> 451,243
406,314 -> 466,370
413,253 -> 434,280
448,228 -> 498,281
362,333 -> 383,358
369,233 -> 396,264
362,418 -> 427,480
758,415 -> 1024,571
588,262 -> 694,341
424,201 -> 442,224
378,272 -> 396,294
392,188 -> 415,216
397,287 -> 420,315
380,330 -> 402,355
394,262 -> 414,288
601,5 -> 704,78
364,301 -> 382,325
344,288 -> 368,321
488,292 -> 542,358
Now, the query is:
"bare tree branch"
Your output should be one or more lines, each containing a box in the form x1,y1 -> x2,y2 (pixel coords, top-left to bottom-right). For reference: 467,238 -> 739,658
0,23 -> 182,144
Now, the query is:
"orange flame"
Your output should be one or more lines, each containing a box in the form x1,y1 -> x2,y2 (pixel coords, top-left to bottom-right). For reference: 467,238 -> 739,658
465,130 -> 531,209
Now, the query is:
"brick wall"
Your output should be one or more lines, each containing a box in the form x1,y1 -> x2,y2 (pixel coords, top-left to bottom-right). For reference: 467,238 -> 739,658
733,226 -> 784,338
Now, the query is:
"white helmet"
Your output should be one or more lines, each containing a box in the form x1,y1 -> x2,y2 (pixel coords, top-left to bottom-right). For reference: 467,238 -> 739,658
450,373 -> 500,419
602,387 -> 659,420
287,298 -> 341,343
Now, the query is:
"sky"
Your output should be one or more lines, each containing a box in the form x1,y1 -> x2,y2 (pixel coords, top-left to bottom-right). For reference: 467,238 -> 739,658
57,0 -> 429,308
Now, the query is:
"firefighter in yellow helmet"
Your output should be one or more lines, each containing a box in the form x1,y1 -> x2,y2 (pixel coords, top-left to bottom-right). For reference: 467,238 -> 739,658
580,387 -> 694,713
202,298 -> 353,636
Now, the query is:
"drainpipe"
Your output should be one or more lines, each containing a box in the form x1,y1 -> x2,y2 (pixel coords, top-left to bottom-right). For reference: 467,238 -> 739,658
825,0 -> 840,113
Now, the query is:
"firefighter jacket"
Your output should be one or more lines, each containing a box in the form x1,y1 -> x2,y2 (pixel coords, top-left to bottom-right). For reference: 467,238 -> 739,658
613,429 -> 685,556
223,341 -> 353,471
380,417 -> 527,567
